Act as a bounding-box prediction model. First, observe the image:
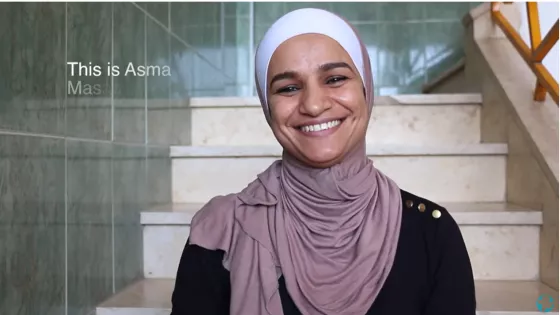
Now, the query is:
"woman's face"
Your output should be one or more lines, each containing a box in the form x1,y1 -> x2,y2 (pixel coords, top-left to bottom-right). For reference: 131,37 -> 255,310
267,33 -> 369,168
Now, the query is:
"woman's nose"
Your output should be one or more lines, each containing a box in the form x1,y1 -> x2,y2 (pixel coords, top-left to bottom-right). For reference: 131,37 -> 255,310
299,84 -> 332,116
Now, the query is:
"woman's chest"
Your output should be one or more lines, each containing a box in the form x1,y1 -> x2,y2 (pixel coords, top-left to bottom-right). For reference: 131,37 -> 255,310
367,228 -> 431,315
278,216 -> 430,315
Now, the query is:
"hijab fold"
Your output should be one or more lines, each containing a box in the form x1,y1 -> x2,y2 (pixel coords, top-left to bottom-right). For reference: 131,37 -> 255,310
189,8 -> 403,315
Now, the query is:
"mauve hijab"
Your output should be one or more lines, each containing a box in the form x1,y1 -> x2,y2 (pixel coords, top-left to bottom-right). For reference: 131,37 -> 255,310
189,8 -> 403,315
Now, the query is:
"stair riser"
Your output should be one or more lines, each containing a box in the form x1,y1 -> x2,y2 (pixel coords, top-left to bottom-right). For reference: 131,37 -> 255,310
191,105 -> 481,146
172,155 -> 506,204
97,309 -> 170,315
97,310 -> 557,315
142,225 -> 540,281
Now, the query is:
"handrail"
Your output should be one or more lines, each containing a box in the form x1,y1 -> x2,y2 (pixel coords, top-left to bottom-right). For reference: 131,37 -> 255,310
422,58 -> 466,93
490,2 -> 559,105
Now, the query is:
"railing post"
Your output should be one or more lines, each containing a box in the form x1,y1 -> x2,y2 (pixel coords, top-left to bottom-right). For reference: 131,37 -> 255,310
533,20 -> 559,62
488,2 -> 558,103
526,2 -> 541,50
526,2 -> 547,101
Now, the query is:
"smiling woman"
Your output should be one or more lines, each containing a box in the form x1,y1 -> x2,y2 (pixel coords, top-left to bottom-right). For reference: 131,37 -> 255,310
265,34 -> 369,168
170,8 -> 477,315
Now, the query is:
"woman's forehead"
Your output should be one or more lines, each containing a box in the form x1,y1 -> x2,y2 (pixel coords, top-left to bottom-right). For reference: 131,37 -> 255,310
275,33 -> 348,53
268,34 -> 356,71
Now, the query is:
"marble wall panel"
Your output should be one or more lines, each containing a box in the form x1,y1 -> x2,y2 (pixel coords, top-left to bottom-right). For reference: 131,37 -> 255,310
0,3 -> 66,136
0,135 -> 66,315
113,144 -> 147,292
66,3 -> 112,140
113,3 -> 146,144
66,140 -> 113,315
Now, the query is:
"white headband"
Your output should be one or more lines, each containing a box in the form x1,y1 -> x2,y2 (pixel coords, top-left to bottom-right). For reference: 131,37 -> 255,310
254,8 -> 365,121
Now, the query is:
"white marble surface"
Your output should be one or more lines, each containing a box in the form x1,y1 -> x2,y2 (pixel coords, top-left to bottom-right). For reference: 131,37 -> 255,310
141,202 -> 542,226
191,104 -> 482,146
462,225 -> 540,280
143,225 -> 538,280
387,93 -> 482,104
97,308 -> 170,315
172,154 -> 506,204
141,203 -> 202,225
188,93 -> 483,108
143,225 -> 190,279
96,279 -> 558,315
143,210 -> 542,226
141,202 -> 541,280
170,143 -> 508,157
142,224 -> 539,279
142,224 -> 540,280
466,10 -> 559,290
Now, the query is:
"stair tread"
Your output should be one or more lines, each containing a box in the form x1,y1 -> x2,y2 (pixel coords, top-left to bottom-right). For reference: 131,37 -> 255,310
145,202 -> 538,213
141,202 -> 542,225
189,93 -> 483,108
170,143 -> 508,158
98,279 -> 558,313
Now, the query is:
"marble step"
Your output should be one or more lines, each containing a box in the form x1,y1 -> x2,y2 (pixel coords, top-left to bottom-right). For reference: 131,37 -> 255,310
96,279 -> 559,315
141,202 -> 541,281
171,144 -> 508,203
189,93 -> 483,146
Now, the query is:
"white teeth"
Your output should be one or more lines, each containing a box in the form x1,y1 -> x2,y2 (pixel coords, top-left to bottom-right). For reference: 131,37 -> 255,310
299,120 -> 341,133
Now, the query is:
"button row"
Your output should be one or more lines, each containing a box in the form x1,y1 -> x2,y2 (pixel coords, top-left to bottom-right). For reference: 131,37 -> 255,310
405,199 -> 441,219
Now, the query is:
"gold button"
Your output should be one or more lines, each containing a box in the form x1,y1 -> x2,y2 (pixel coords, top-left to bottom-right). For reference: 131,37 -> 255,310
405,200 -> 413,208
432,210 -> 441,219
418,203 -> 426,212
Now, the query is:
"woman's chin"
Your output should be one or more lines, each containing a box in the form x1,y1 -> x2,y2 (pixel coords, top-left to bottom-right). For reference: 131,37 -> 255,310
297,148 -> 346,168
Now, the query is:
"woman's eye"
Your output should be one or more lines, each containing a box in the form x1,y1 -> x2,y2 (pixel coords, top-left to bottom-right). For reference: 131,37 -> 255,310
276,86 -> 299,94
326,76 -> 347,85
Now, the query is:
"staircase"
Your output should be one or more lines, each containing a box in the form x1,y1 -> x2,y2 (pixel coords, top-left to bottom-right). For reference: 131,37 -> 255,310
94,93 -> 558,314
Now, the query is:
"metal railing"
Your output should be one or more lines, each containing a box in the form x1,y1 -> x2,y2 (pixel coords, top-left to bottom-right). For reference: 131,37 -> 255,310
491,2 -> 559,105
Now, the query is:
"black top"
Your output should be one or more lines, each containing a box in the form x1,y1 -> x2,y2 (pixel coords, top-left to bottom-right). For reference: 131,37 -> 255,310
171,189 -> 477,315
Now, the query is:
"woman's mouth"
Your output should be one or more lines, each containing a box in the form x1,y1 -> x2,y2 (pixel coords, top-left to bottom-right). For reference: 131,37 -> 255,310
298,119 -> 342,133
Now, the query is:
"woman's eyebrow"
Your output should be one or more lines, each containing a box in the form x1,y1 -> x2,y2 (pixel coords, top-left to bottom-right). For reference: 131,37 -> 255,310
269,71 -> 297,89
318,61 -> 353,73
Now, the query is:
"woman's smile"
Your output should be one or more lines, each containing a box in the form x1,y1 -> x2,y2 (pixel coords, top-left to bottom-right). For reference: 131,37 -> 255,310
295,117 -> 345,137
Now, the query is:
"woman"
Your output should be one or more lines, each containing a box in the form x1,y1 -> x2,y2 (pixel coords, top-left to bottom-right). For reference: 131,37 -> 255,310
171,8 -> 476,315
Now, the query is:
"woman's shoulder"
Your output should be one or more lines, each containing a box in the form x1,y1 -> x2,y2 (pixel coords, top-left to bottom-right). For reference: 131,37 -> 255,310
399,189 -> 447,216
190,194 -> 238,231
396,189 -> 473,279
187,193 -> 240,250
398,189 -> 462,238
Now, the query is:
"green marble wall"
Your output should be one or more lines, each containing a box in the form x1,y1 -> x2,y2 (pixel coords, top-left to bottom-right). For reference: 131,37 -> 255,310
170,2 -> 479,96
0,3 -> 175,315
254,2 -> 480,95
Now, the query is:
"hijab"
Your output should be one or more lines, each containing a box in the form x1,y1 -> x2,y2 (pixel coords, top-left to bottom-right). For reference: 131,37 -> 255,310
188,8 -> 403,315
